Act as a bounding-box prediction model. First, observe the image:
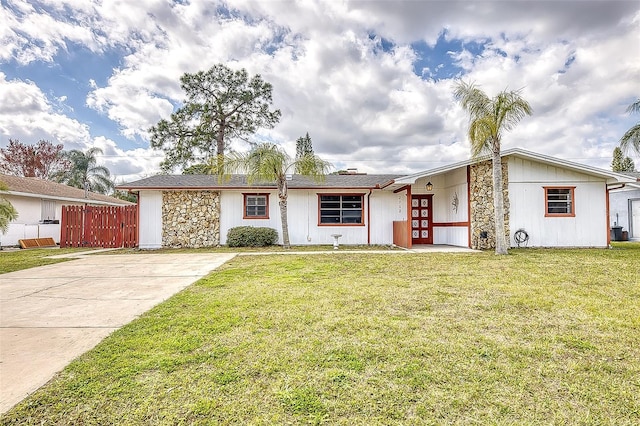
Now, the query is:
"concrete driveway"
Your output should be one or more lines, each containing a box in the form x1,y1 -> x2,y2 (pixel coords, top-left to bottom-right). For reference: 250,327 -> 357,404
0,252 -> 236,414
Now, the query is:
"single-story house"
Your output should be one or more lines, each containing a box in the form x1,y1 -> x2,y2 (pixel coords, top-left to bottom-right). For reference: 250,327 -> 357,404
118,148 -> 636,250
608,172 -> 640,241
0,174 -> 132,247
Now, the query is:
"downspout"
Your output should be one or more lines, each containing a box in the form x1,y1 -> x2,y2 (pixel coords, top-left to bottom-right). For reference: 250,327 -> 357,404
606,184 -> 626,247
367,189 -> 372,245
135,190 -> 141,248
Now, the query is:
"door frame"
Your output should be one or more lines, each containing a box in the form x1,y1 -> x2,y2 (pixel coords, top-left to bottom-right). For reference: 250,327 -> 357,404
630,198 -> 640,239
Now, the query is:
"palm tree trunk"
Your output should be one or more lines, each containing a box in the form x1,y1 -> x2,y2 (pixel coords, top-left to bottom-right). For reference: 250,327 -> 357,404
492,147 -> 508,255
277,178 -> 291,249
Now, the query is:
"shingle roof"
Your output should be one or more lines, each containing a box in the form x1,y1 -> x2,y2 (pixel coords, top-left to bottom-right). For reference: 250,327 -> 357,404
0,174 -> 133,205
118,174 -> 401,190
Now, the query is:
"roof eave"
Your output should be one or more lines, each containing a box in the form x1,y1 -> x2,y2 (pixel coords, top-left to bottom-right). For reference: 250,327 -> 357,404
118,185 -> 387,191
3,190 -> 130,205
504,148 -> 637,183
388,148 -> 637,187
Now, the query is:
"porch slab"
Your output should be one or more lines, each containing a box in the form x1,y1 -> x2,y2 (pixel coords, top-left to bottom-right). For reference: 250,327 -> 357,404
408,244 -> 480,253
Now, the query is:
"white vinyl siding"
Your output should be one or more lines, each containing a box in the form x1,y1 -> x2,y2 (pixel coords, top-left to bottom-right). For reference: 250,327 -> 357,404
509,157 -> 607,247
138,190 -> 162,249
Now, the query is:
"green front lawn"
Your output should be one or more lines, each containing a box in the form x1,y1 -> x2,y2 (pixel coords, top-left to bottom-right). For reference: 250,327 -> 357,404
0,247 -> 93,274
3,245 -> 640,424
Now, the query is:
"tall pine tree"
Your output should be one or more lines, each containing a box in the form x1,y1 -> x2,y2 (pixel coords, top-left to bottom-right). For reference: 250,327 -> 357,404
611,147 -> 635,172
295,133 -> 314,174
149,64 -> 281,172
295,133 -> 313,158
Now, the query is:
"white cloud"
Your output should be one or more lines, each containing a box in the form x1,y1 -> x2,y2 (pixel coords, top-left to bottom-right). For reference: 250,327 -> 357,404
0,72 -> 162,181
0,72 -> 91,146
92,136 -> 162,181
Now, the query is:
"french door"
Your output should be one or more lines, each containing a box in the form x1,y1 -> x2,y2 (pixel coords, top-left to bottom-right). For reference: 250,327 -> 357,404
411,194 -> 433,244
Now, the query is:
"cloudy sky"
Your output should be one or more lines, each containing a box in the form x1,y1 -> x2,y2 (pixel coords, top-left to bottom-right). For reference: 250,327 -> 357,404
1,0 -> 639,182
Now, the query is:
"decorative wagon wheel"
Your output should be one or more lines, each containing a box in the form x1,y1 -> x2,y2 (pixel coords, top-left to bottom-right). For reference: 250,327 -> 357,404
514,228 -> 529,248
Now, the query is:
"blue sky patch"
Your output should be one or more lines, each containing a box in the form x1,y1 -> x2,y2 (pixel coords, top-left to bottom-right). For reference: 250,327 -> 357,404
2,42 -> 135,147
411,31 -> 487,81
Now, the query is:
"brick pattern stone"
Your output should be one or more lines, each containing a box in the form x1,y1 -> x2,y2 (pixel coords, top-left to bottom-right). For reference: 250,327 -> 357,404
469,160 -> 510,250
162,191 -> 220,248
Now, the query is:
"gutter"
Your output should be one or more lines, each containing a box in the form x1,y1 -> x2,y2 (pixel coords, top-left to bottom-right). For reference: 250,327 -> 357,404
379,179 -> 396,189
606,184 -> 626,191
2,190 -> 130,206
605,184 -> 626,247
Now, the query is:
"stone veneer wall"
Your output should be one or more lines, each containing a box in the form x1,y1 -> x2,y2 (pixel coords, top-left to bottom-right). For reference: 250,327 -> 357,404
469,160 -> 510,250
162,191 -> 220,248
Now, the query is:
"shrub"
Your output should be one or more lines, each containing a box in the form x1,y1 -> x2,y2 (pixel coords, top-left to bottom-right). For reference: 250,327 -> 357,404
226,226 -> 278,247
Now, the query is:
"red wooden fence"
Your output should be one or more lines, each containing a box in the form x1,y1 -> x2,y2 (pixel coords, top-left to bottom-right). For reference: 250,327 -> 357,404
60,205 -> 138,248
393,220 -> 410,249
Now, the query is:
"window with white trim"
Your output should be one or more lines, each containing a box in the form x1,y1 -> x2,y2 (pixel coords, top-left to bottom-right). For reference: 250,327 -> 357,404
243,194 -> 269,219
544,187 -> 575,217
319,194 -> 364,225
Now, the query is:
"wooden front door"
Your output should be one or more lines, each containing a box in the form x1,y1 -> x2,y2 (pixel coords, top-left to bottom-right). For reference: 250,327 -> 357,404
411,194 -> 433,244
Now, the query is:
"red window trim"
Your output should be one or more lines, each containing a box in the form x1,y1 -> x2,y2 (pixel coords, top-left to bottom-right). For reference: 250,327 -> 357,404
243,193 -> 270,219
544,186 -> 576,217
317,193 -> 365,227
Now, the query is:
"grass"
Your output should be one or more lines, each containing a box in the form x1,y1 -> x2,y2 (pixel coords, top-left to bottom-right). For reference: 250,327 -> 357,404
2,244 -> 640,424
0,247 -> 94,274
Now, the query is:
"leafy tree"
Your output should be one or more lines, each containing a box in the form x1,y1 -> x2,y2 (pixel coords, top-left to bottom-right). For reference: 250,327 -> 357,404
182,163 -> 210,175
0,180 -> 19,234
620,98 -> 640,155
111,188 -> 138,203
611,147 -> 635,172
454,80 -> 533,255
0,139 -> 69,179
219,143 -> 332,248
622,157 -> 636,172
57,147 -> 114,194
149,64 -> 282,172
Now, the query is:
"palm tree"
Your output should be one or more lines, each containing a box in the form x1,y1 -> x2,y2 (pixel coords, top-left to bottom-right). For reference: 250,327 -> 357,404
58,147 -> 114,194
0,181 -> 19,234
620,98 -> 640,155
218,143 -> 332,248
454,80 -> 532,255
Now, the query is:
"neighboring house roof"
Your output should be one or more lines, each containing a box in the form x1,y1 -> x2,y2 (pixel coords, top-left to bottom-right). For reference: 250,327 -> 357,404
621,171 -> 640,180
389,148 -> 638,190
616,172 -> 640,189
0,174 -> 133,205
118,174 -> 401,191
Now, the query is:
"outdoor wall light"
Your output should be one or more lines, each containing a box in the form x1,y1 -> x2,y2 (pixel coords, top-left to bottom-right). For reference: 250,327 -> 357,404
426,181 -> 433,191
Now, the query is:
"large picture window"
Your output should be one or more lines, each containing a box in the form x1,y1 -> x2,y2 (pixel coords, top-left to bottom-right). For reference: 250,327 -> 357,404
544,187 -> 575,217
319,194 -> 364,225
243,194 -> 269,219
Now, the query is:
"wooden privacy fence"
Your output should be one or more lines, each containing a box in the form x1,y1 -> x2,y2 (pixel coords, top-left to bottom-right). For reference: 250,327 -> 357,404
60,205 -> 138,248
393,220 -> 410,249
